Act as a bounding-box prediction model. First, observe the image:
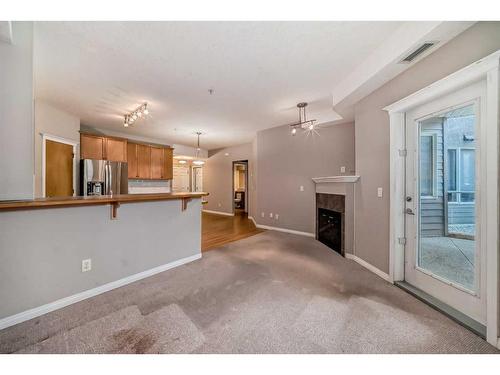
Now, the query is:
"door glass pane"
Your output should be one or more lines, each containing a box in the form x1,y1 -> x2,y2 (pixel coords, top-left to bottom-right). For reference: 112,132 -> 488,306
418,104 -> 476,291
420,135 -> 434,196
447,149 -> 457,191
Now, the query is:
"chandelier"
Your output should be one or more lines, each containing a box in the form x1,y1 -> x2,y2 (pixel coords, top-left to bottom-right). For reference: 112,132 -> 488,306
193,132 -> 205,166
290,102 -> 317,136
124,102 -> 149,127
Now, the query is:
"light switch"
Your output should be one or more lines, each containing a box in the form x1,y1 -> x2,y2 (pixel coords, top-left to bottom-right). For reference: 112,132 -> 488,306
377,187 -> 383,198
300,185 -> 304,192
340,166 -> 346,173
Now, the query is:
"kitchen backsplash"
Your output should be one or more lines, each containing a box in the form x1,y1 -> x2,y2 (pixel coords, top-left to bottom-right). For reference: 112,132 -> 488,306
128,179 -> 171,194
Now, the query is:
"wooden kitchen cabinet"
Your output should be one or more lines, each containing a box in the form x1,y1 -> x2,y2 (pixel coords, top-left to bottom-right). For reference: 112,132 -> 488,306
80,134 -> 104,160
105,137 -> 127,162
80,134 -> 127,162
150,146 -> 164,179
127,142 -> 138,178
137,144 -> 151,179
163,148 -> 173,180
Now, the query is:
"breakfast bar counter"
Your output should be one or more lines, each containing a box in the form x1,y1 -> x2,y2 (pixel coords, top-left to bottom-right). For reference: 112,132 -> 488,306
0,192 -> 208,327
0,192 -> 208,211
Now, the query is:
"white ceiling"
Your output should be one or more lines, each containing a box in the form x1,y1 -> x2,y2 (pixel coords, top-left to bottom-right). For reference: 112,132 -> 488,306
33,21 -> 468,150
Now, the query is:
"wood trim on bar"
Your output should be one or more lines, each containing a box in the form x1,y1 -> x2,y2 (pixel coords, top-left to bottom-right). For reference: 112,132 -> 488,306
181,197 -> 192,211
0,192 -> 209,212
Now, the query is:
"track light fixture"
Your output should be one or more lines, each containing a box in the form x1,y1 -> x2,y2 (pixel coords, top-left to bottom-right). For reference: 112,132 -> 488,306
124,102 -> 149,127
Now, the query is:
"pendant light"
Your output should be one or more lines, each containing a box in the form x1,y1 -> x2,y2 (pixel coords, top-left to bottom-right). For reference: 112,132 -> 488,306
193,132 -> 205,166
290,102 -> 317,136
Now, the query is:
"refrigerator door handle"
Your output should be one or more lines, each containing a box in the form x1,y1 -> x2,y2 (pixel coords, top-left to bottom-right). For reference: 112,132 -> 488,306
108,162 -> 113,195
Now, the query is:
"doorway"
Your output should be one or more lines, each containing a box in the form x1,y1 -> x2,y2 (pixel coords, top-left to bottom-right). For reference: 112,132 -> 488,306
42,135 -> 77,198
192,166 -> 203,192
386,52 -> 499,346
232,160 -> 248,215
404,81 -> 486,327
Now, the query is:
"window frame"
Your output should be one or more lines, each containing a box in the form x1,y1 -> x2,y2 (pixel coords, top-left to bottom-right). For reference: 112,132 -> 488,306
447,146 -> 475,205
419,130 -> 439,199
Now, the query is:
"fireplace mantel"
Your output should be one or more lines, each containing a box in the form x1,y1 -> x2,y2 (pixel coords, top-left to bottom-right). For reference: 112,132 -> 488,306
312,175 -> 359,184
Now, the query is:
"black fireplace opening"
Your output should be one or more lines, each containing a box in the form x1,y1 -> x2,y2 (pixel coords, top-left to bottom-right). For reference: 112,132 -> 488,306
317,208 -> 342,255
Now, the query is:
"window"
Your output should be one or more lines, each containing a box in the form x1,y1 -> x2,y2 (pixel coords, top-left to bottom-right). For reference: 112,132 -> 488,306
447,148 -> 475,203
420,131 -> 437,198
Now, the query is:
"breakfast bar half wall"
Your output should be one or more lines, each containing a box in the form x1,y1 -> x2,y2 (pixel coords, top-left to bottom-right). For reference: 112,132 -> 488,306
0,192 -> 207,329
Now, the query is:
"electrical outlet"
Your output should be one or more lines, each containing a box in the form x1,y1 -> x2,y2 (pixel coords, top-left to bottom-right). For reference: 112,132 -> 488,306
300,185 -> 304,192
82,259 -> 92,273
377,187 -> 383,198
275,214 -> 279,220
340,166 -> 346,173
261,212 -> 265,218
218,202 -> 222,207
269,213 -> 273,218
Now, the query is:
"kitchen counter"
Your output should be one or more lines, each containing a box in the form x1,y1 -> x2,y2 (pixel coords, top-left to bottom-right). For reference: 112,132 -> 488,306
0,191 -> 207,327
0,192 -> 208,211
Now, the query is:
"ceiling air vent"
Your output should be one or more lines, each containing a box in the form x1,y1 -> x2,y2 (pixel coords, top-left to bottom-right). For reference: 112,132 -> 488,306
399,42 -> 436,64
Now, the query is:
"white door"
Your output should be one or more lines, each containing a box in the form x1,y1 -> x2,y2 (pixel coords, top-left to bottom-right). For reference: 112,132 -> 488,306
405,80 -> 486,324
173,164 -> 190,192
192,167 -> 203,192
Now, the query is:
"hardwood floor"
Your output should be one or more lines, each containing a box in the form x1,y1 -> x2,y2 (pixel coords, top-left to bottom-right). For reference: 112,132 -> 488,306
202,210 -> 264,252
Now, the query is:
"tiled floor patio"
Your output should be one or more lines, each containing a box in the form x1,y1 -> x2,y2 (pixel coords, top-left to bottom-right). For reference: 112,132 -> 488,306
420,236 -> 475,290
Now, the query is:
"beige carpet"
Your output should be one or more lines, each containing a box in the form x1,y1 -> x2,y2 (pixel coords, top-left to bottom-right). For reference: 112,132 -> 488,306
0,231 -> 498,353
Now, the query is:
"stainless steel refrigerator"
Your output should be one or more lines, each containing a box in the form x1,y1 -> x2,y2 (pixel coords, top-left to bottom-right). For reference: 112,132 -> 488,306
80,159 -> 128,196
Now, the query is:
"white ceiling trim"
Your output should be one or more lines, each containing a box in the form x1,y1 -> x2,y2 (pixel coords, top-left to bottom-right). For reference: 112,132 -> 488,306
331,21 -> 476,118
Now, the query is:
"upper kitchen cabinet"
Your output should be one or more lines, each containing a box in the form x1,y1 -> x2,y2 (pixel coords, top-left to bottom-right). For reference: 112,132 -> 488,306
80,134 -> 127,162
150,146 -> 164,179
105,137 -> 127,162
127,142 -> 138,179
127,143 -> 173,180
136,144 -> 151,179
80,134 -> 104,160
163,148 -> 173,180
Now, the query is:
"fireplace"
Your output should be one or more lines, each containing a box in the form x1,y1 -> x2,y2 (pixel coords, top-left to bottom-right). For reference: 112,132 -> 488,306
316,193 -> 345,256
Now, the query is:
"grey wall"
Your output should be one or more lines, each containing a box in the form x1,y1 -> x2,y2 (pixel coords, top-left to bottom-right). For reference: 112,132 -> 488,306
354,21 -> 500,273
203,143 -> 254,216
0,22 -> 34,200
255,122 -> 355,233
34,100 -> 81,198
0,198 -> 202,320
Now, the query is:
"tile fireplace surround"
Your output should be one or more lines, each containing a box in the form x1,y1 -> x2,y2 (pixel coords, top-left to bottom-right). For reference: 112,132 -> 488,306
316,193 -> 345,255
312,176 -> 358,256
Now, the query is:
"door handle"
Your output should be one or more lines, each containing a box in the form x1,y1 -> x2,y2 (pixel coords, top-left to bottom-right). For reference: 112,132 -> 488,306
405,208 -> 415,215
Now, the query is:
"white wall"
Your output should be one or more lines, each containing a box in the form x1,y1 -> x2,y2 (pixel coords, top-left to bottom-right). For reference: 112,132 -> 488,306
34,100 -> 80,197
0,22 -> 34,200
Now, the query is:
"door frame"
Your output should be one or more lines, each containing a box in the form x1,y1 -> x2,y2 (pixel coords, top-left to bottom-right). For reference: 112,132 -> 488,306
232,160 -> 248,214
191,165 -> 203,192
384,50 -> 499,346
41,133 -> 78,197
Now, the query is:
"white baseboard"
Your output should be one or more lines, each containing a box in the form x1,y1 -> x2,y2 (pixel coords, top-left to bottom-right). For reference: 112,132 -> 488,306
345,253 -> 390,282
256,224 -> 315,237
202,209 -> 234,216
0,253 -> 202,331
248,216 -> 257,227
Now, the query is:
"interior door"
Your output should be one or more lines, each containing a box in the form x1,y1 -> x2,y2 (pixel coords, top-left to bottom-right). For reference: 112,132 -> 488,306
45,139 -> 74,197
405,81 -> 486,324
